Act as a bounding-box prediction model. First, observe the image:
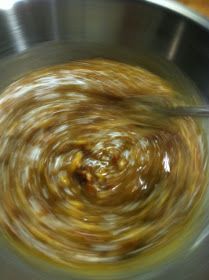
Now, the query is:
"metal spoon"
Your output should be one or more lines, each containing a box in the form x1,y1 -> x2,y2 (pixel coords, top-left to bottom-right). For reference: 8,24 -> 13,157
124,96 -> 209,117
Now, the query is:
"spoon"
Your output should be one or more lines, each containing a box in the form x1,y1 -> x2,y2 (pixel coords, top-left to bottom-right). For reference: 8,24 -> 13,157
123,95 -> 209,117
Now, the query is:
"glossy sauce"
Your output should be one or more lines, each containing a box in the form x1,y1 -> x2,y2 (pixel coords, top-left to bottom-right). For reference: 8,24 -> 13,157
0,59 -> 207,268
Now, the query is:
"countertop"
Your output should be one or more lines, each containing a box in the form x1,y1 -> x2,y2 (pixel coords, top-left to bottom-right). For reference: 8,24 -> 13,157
179,0 -> 209,17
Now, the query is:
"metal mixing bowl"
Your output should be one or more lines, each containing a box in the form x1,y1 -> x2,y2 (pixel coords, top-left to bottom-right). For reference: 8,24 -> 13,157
0,0 -> 209,279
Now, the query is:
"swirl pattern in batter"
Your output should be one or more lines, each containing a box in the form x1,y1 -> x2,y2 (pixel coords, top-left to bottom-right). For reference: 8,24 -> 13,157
0,59 -> 207,268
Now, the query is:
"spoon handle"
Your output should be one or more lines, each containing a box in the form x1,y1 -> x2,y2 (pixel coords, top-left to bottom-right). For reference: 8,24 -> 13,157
125,96 -> 209,117
158,106 -> 209,117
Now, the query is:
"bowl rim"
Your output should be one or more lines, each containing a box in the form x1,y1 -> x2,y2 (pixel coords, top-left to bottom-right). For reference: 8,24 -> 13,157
144,0 -> 209,31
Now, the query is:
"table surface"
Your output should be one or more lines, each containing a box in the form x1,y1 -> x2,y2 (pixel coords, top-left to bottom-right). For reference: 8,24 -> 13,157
178,0 -> 209,17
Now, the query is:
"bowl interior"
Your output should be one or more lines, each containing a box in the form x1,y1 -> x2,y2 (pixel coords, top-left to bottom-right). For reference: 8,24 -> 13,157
0,1 -> 209,280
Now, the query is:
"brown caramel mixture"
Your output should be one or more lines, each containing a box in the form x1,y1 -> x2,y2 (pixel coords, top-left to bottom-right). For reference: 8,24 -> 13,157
0,59 -> 207,268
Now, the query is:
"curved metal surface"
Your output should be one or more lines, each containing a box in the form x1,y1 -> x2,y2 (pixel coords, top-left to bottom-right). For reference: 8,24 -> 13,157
145,0 -> 209,30
0,0 -> 209,279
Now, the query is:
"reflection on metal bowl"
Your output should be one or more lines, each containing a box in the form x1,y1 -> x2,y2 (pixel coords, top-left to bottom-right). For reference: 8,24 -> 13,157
0,1 -> 209,280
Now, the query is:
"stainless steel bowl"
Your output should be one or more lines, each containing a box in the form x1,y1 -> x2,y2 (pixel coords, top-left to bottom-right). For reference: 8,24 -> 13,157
0,0 -> 209,279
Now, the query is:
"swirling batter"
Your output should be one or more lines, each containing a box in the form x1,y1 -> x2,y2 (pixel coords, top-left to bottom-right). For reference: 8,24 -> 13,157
0,59 -> 207,268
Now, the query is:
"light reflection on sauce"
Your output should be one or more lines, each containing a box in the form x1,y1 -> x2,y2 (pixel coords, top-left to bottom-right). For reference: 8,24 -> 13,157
0,59 -> 207,269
